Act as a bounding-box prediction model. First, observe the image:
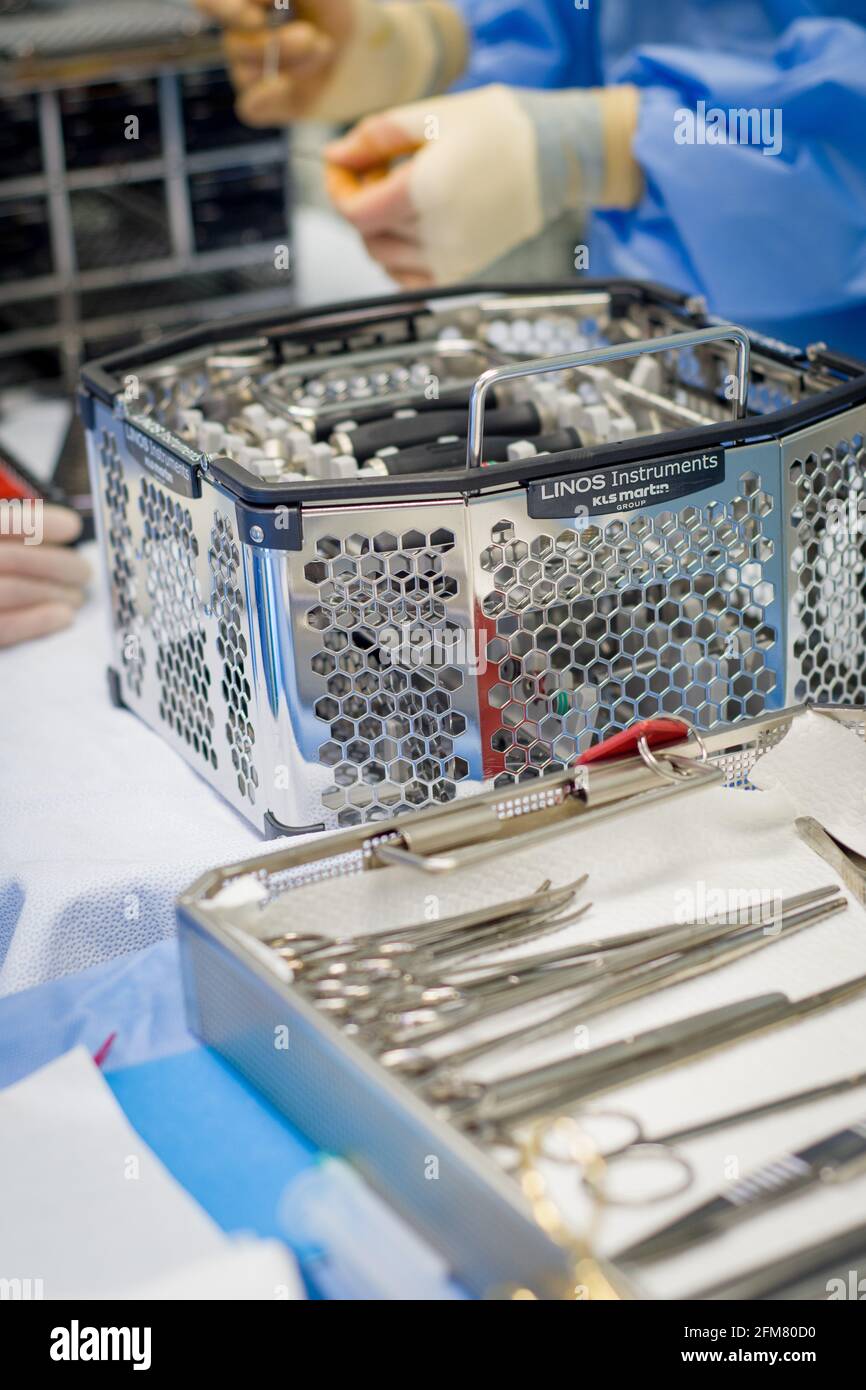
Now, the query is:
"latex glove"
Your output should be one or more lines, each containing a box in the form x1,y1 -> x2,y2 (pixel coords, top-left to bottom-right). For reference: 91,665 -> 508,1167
325,84 -> 642,287
193,0 -> 466,126
0,505 -> 89,648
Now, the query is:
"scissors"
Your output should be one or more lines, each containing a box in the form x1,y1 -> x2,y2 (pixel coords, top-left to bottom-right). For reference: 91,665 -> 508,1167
618,1112 -> 866,1265
529,1069 -> 866,1206
505,1116 -> 632,1301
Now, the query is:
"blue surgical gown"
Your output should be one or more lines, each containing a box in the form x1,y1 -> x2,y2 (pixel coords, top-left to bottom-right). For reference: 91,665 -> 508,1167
453,2 -> 866,355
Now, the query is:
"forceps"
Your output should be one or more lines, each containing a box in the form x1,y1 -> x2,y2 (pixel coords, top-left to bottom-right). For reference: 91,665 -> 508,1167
308,891 -> 594,1017
380,885 -> 844,1072
381,886 -> 842,1049
532,1069 -> 866,1205
267,876 -> 588,992
308,894 -> 594,1009
313,884 -> 837,1032
797,816 -> 866,907
435,972 -> 866,1129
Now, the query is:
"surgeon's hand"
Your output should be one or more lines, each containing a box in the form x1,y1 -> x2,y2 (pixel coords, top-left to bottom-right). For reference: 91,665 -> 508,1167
324,87 -> 542,287
0,505 -> 89,649
193,0 -> 467,127
325,84 -> 642,286
195,0 -> 347,123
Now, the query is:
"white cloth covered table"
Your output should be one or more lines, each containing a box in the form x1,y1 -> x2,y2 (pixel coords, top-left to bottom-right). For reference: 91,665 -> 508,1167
0,555 -> 265,995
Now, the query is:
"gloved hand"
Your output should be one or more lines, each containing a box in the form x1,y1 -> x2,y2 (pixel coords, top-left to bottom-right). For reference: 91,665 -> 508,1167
193,0 -> 467,126
325,83 -> 642,287
0,505 -> 89,648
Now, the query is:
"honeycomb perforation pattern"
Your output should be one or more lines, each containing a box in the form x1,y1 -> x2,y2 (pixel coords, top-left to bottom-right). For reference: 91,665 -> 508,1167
481,472 -> 778,788
209,513 -> 258,804
99,429 -> 143,698
305,527 -> 469,826
138,477 -> 217,770
790,435 -> 866,704
710,723 -> 791,790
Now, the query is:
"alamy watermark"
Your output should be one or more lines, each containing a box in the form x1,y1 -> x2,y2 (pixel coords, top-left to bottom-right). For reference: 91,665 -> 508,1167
827,1269 -> 866,1299
674,101 -> 783,157
674,881 -> 784,933
0,1276 -> 44,1300
383,620 -> 488,675
0,497 -> 43,545
50,1322 -> 151,1371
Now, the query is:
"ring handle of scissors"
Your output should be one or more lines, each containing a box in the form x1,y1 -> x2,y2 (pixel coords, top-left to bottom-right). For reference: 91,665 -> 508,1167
538,1108 -> 644,1163
486,1111 -> 638,1176
534,1108 -> 696,1206
491,1110 -> 695,1203
589,1142 -> 696,1206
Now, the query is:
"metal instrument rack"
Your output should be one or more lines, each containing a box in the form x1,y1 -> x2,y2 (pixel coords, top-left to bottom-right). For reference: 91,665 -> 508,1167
0,0 -> 293,388
80,280 -> 866,838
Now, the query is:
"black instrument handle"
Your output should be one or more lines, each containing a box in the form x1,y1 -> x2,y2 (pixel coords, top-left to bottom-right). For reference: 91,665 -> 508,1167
381,427 -> 581,475
346,402 -> 541,461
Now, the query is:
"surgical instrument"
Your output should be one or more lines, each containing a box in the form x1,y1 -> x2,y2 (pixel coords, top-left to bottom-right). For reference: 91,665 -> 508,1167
321,384 -> 505,437
435,973 -> 866,1129
576,365 -> 711,430
617,1115 -> 866,1266
536,1068 -> 866,1206
373,428 -> 584,475
301,897 -> 594,1010
378,885 -> 844,1063
507,1116 -> 630,1302
370,739 -> 722,876
691,1218 -> 866,1300
330,401 -> 566,460
296,874 -> 827,1025
796,816 -> 866,908
321,887 -> 841,1039
175,704 -> 866,1294
268,879 -> 597,1023
306,896 -> 595,1016
297,880 -> 837,1029
252,337 -> 511,430
441,882 -> 834,981
266,875 -> 586,967
384,895 -> 835,1046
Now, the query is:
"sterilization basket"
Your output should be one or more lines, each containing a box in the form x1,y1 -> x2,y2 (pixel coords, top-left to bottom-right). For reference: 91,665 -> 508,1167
80,280 -> 866,837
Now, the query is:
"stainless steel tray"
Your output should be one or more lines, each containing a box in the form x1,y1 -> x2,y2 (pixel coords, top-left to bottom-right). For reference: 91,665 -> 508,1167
177,703 -> 866,1297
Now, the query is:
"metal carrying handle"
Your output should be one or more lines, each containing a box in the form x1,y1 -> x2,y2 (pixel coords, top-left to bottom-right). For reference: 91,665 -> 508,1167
465,325 -> 752,468
373,739 -> 722,874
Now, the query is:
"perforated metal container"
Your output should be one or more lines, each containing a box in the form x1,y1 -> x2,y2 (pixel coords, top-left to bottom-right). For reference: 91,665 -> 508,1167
80,281 -> 866,837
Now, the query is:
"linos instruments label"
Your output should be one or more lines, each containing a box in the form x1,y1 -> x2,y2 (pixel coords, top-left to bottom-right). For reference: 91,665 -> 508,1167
124,417 -> 201,497
527,449 -> 726,519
